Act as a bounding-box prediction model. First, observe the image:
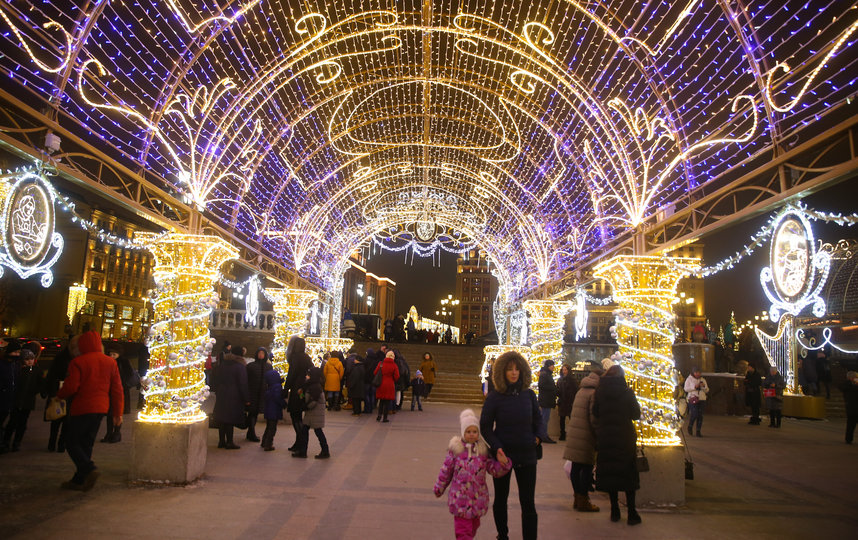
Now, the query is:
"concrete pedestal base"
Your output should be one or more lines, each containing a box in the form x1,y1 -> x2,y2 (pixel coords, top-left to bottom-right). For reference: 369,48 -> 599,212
131,419 -> 208,484
782,394 -> 826,419
636,445 -> 686,507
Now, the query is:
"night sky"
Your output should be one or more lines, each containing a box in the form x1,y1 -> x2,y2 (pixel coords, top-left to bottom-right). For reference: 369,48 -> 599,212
363,181 -> 858,332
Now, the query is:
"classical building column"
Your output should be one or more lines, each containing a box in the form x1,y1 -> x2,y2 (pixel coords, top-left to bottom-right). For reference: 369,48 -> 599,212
522,300 -> 572,378
593,255 -> 700,447
265,288 -> 318,376
136,233 -> 239,423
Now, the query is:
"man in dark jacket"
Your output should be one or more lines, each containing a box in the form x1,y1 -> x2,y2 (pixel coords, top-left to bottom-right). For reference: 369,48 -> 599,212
246,347 -> 272,442
537,360 -> 558,443
842,371 -> 858,444
2,348 -> 41,452
56,331 -> 123,491
744,363 -> 762,425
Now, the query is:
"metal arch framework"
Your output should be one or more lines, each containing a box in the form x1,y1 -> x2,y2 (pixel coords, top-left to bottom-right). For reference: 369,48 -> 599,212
0,0 -> 857,300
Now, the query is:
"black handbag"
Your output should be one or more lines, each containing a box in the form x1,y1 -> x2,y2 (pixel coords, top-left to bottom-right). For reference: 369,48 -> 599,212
636,446 -> 650,472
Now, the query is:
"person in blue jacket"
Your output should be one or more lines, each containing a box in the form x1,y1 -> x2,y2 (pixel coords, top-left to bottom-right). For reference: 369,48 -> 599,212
480,351 -> 548,540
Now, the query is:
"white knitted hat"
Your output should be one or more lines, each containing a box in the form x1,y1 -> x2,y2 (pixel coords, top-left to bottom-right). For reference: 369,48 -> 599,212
459,408 -> 480,437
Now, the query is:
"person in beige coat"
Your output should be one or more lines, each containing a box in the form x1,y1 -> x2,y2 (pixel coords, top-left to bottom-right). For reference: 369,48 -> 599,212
562,362 -> 603,512
419,352 -> 437,398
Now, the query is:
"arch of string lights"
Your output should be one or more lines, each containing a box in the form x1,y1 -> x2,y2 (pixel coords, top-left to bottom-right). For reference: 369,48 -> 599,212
1,0 -> 856,300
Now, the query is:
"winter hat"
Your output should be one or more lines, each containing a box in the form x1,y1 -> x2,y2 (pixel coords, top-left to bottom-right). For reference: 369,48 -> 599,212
4,339 -> 21,355
601,357 -> 614,371
19,349 -> 35,362
416,370 -> 423,377
459,408 -> 480,437
543,359 -> 555,369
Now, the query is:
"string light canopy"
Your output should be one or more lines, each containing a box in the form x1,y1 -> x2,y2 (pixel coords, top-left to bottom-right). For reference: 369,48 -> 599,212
1,1 -> 856,300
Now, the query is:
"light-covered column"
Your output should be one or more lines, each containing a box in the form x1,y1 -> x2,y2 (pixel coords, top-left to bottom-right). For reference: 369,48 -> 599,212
265,288 -> 318,376
305,337 -> 355,366
137,233 -> 238,423
594,255 -> 700,446
522,300 -> 572,380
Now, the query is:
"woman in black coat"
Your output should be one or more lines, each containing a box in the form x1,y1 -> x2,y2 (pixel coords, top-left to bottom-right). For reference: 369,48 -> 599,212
347,356 -> 366,415
284,336 -> 312,451
593,364 -> 642,526
246,347 -> 272,442
480,351 -> 548,540
212,350 -> 249,449
556,364 -> 578,441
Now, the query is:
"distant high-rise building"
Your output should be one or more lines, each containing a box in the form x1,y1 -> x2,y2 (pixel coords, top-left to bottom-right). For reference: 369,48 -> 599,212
455,250 -> 498,339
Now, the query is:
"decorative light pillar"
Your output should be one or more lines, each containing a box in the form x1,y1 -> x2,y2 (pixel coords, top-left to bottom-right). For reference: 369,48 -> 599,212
305,337 -> 355,366
265,288 -> 318,376
522,300 -> 572,380
594,255 -> 700,447
136,233 -> 239,423
66,283 -> 88,323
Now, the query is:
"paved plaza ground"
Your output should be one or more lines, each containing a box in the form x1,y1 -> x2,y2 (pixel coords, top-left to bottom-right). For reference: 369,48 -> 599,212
1,399 -> 855,539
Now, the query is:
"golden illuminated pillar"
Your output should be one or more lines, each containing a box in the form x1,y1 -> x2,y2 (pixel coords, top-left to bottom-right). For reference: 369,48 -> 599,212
265,288 -> 318,376
305,337 -> 355,367
594,255 -> 700,446
136,233 -> 239,424
522,300 -> 572,380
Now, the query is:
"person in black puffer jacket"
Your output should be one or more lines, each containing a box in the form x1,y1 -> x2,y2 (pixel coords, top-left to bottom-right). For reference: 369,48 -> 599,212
212,348 -> 249,450
593,364 -> 642,526
246,347 -> 272,442
347,356 -> 366,416
480,351 -> 549,540
284,336 -> 312,451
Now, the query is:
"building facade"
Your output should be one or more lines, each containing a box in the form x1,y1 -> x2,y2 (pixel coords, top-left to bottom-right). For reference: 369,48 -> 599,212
455,251 -> 498,338
76,210 -> 154,341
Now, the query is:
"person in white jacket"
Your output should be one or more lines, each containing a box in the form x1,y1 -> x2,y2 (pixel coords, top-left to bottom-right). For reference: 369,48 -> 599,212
684,368 -> 709,437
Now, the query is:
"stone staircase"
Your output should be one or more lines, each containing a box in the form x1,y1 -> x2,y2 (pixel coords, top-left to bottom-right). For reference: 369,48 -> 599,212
354,341 -> 487,405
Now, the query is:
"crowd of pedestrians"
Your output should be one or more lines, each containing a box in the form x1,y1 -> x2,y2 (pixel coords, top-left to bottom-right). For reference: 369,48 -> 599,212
205,339 -> 436,457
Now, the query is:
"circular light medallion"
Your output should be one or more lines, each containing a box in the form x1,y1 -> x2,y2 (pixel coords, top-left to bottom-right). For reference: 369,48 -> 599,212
4,176 -> 55,269
415,216 -> 436,242
770,214 -> 811,303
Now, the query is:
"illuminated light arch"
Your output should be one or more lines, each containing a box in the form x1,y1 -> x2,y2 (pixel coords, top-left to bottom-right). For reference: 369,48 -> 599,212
2,0 -> 854,305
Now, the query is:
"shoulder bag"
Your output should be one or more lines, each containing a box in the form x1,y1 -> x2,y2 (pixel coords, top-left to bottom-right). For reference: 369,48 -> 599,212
636,445 -> 650,473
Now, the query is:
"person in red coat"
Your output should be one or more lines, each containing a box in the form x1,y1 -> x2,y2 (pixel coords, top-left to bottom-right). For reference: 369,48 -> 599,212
374,351 -> 400,423
56,331 -> 123,491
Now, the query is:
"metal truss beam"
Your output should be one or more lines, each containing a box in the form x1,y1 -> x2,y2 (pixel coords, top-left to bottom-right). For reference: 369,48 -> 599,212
0,90 -> 301,291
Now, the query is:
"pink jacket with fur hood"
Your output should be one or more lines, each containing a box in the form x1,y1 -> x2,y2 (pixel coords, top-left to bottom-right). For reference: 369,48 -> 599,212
433,436 -> 512,519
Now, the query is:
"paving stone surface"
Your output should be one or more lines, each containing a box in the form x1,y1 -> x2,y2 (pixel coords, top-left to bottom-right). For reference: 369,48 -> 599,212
1,397 -> 855,539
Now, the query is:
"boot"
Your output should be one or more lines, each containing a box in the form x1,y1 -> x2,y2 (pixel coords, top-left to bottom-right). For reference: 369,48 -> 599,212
572,493 -> 581,510
610,506 -> 621,522
627,509 -> 642,526
315,450 -> 331,459
578,495 -> 600,512
776,414 -> 782,428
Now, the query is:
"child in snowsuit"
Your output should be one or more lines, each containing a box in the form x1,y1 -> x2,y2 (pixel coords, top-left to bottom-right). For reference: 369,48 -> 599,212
434,409 -> 512,540
411,370 -> 426,411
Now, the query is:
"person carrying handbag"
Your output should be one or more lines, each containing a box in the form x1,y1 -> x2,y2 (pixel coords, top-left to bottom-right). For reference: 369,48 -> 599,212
684,367 -> 709,437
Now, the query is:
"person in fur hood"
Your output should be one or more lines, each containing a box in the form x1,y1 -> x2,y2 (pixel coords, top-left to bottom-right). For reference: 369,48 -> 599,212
480,351 -> 548,540
434,409 -> 512,540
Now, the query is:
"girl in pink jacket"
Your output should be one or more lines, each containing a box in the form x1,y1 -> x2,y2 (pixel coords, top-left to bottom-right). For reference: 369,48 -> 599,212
434,409 -> 512,539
